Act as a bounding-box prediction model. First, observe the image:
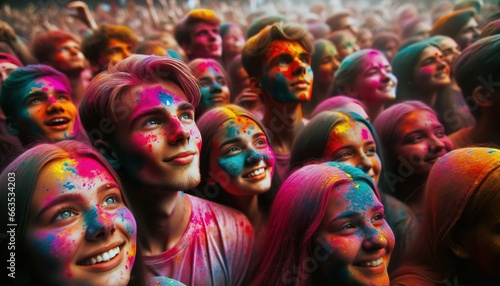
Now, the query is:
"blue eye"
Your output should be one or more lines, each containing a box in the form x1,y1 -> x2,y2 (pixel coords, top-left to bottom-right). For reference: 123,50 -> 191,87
145,119 -> 160,127
53,208 -> 76,222
102,196 -> 118,207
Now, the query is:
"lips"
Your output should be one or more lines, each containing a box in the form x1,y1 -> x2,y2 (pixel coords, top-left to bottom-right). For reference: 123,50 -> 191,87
77,242 -> 124,267
45,117 -> 71,127
353,258 -> 384,267
243,167 -> 266,179
290,80 -> 310,89
210,95 -> 227,103
165,150 -> 197,165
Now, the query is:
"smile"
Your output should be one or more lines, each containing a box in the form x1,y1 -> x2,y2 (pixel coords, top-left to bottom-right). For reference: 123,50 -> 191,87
46,117 -> 70,127
81,246 -> 121,266
354,258 -> 383,267
243,167 -> 265,178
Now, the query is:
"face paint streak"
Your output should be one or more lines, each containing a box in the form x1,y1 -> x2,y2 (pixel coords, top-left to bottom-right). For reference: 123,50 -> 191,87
361,129 -> 369,140
158,91 -> 173,106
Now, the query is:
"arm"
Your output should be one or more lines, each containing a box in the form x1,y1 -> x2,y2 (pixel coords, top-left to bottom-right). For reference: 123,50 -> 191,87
0,20 -> 37,65
67,1 -> 98,30
145,0 -> 161,30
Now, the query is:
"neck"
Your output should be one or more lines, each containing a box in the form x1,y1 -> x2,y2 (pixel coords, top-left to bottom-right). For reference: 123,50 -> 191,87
262,99 -> 305,155
231,195 -> 263,231
126,184 -> 190,255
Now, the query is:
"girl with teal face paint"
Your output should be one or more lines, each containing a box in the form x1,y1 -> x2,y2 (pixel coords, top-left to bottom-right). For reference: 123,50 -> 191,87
196,105 -> 277,234
188,58 -> 231,118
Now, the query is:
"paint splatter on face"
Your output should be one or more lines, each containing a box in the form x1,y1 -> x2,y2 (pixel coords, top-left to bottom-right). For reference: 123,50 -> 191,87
188,22 -> 222,59
394,110 -> 453,177
316,180 -> 394,286
209,117 -> 275,196
115,81 -> 202,190
413,46 -> 451,90
314,41 -> 340,87
26,157 -> 137,286
261,40 -> 313,103
323,120 -> 382,184
195,62 -> 230,115
15,76 -> 78,142
335,33 -> 359,62
349,53 -> 397,104
53,40 -> 86,72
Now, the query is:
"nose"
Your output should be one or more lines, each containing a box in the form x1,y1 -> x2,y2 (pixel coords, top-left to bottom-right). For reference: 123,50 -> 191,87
356,152 -> 373,174
429,135 -> 446,153
245,149 -> 263,165
437,59 -> 448,71
362,227 -> 387,250
168,117 -> 190,145
380,70 -> 391,83
211,81 -> 222,94
292,59 -> 308,76
46,96 -> 64,114
85,207 -> 116,241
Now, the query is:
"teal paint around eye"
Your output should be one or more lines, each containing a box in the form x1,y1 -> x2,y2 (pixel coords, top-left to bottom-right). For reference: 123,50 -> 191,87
218,152 -> 245,176
158,91 -> 173,106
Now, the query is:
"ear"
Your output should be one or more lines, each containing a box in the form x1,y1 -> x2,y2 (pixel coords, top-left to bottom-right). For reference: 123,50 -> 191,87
5,117 -> 20,136
448,230 -> 472,260
94,139 -> 122,169
472,86 -> 494,108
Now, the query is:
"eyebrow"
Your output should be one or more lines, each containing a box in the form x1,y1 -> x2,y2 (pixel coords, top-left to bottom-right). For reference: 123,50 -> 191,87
130,107 -> 166,126
332,204 -> 384,221
36,182 -> 120,219
219,138 -> 241,151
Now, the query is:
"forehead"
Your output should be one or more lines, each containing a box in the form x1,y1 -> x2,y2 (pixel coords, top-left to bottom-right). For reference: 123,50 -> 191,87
215,117 -> 263,138
438,37 -> 458,49
193,22 -> 219,32
397,110 -> 439,130
56,39 -> 80,48
194,61 -> 223,76
127,81 -> 188,104
362,53 -> 389,67
328,180 -> 379,212
419,46 -> 442,60
267,40 -> 308,59
26,76 -> 69,92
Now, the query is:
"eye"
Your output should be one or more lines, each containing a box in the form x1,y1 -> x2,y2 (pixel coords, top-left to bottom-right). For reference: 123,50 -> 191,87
102,195 -> 119,207
335,151 -> 353,160
341,222 -> 356,230
58,95 -> 70,101
300,55 -> 311,65
216,78 -> 227,86
434,129 -> 445,138
277,58 -> 289,66
180,111 -> 194,121
373,213 -> 384,221
28,97 -> 43,105
199,79 -> 211,88
144,118 -> 161,127
224,146 -> 241,155
52,207 -> 77,222
366,146 -> 376,155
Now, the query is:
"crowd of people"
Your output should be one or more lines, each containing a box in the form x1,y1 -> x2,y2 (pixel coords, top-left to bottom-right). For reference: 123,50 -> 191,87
1,0 -> 500,285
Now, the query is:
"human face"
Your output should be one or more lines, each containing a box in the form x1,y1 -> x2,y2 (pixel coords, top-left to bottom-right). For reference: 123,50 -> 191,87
316,181 -> 394,286
393,110 -> 453,177
187,22 -> 222,60
323,120 -> 381,184
52,40 -> 87,72
461,191 -> 500,280
455,17 -> 480,50
26,157 -> 136,286
412,22 -> 431,40
413,46 -> 451,91
261,40 -> 313,103
380,39 -> 399,63
114,81 -> 201,190
437,37 -> 461,67
195,62 -> 230,115
348,53 -> 396,104
14,76 -> 78,142
99,39 -> 133,68
317,42 -> 340,87
209,117 -> 275,196
335,33 -> 359,62
222,25 -> 245,58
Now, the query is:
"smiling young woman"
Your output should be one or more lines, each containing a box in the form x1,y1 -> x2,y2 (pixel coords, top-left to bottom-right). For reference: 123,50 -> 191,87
0,140 -> 147,286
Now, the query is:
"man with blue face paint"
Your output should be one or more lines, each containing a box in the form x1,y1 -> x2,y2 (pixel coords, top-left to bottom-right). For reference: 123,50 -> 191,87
79,55 -> 254,286
242,22 -> 315,182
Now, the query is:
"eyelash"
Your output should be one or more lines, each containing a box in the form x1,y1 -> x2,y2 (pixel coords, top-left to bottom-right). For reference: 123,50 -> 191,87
51,205 -> 77,222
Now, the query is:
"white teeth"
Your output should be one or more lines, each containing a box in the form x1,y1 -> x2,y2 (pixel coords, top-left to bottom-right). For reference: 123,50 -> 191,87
245,168 -> 265,178
84,246 -> 120,265
357,258 -> 383,267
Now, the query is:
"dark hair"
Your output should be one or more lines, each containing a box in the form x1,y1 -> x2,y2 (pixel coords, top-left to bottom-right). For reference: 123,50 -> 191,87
431,9 -> 477,39
31,30 -> 79,64
242,22 -> 314,81
82,24 -> 138,65
453,35 -> 500,119
174,9 -> 221,47
246,14 -> 287,39
0,64 -> 71,119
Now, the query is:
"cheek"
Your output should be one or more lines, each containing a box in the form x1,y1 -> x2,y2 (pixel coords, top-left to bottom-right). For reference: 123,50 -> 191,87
131,133 -> 163,154
29,228 -> 80,271
217,153 -> 246,177
190,128 -> 202,151
115,207 -> 137,236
